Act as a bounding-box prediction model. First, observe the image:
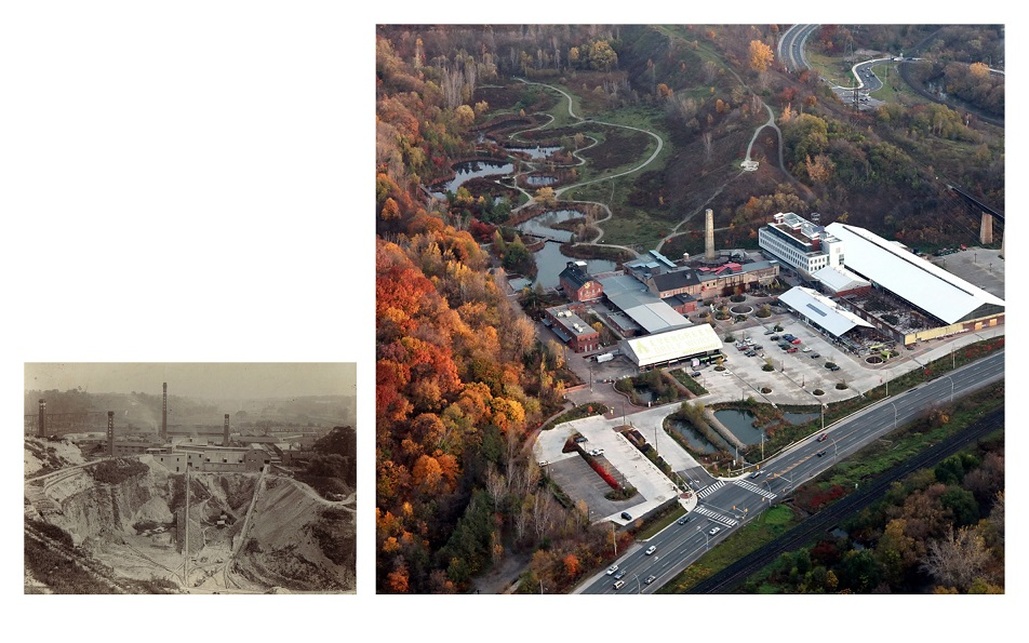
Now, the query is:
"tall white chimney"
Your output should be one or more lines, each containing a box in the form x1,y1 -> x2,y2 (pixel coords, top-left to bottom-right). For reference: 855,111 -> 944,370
705,209 -> 716,261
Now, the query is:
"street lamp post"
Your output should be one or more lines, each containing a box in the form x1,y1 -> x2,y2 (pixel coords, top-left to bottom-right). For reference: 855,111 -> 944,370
890,401 -> 898,430
698,525 -> 710,550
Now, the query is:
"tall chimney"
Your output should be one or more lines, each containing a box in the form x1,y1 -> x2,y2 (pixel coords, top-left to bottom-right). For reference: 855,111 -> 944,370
107,411 -> 115,456
38,399 -> 46,438
162,382 -> 168,441
223,414 -> 230,447
705,208 -> 716,261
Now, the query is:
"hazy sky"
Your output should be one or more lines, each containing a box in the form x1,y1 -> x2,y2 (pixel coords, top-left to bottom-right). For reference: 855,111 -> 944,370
24,363 -> 356,399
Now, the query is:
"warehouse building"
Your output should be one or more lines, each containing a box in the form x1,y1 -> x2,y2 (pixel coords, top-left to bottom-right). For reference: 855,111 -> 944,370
621,324 -> 723,370
824,222 -> 1005,343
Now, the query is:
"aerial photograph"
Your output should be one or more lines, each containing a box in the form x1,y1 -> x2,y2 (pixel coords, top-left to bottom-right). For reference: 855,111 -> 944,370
375,24 -> 1005,595
24,362 -> 357,594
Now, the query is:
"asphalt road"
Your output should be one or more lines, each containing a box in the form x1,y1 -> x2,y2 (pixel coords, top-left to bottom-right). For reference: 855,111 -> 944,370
578,350 -> 1004,594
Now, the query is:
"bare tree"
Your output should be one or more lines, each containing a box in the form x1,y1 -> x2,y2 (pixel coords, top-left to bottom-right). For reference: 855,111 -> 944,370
532,490 -> 557,542
485,463 -> 507,510
921,526 -> 992,591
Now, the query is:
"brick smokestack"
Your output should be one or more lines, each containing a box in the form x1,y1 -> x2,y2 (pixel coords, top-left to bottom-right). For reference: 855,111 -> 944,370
162,382 -> 168,441
107,411 -> 115,456
223,414 -> 230,447
705,208 -> 716,261
38,399 -> 46,438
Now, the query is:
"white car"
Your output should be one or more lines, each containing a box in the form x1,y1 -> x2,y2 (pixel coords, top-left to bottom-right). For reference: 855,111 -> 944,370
645,545 -> 657,556
590,448 -> 605,457
709,526 -> 721,536
606,564 -> 619,575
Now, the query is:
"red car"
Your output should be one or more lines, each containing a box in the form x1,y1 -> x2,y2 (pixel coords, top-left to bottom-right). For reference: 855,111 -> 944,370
817,433 -> 828,442
791,338 -> 802,345
787,347 -> 798,353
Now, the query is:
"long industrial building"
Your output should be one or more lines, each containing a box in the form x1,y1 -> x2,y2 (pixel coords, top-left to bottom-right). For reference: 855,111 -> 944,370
824,222 -> 1005,342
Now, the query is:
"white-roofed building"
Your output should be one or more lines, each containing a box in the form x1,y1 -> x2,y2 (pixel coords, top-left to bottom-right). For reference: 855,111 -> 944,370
622,324 -> 723,369
812,265 -> 871,297
779,287 -> 875,338
825,222 -> 1005,326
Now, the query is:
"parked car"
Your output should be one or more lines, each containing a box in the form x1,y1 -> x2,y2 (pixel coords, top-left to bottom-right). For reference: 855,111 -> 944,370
574,436 -> 588,443
810,353 -> 820,359
590,448 -> 605,456
802,346 -> 811,352
791,338 -> 802,345
621,511 -> 632,521
691,371 -> 701,377
646,545 -> 657,555
787,347 -> 798,353
607,564 -> 619,575
770,335 -> 780,341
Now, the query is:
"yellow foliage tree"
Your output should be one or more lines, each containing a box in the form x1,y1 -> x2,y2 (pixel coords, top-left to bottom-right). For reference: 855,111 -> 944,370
969,61 -> 991,80
534,186 -> 557,207
454,104 -> 475,128
749,40 -> 774,73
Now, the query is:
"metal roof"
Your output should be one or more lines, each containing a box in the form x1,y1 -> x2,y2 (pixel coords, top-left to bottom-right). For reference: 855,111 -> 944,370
825,223 -> 1005,324
813,265 -> 870,293
599,274 -> 690,334
779,287 -> 874,337
622,325 -> 723,368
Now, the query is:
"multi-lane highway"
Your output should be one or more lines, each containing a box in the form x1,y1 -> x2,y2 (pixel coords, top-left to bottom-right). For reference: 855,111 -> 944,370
778,24 -> 819,73
580,351 -> 1004,594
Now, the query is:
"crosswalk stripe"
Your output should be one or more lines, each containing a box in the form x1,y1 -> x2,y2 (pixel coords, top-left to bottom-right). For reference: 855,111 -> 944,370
697,480 -> 725,498
692,505 -> 738,527
733,479 -> 777,500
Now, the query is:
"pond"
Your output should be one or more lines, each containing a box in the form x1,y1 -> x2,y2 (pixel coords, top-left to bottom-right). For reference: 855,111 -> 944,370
632,388 -> 656,404
533,241 -> 617,290
429,160 -> 514,198
783,411 -> 819,425
516,209 -> 584,242
525,174 -> 558,187
713,409 -> 766,446
666,418 -> 719,455
506,145 -> 561,159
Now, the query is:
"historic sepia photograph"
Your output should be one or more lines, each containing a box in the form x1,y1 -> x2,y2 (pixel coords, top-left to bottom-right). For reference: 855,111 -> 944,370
376,24 -> 1005,596
24,362 -> 357,594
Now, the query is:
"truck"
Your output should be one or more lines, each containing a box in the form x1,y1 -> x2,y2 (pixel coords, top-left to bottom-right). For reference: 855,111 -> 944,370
596,352 -> 615,363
